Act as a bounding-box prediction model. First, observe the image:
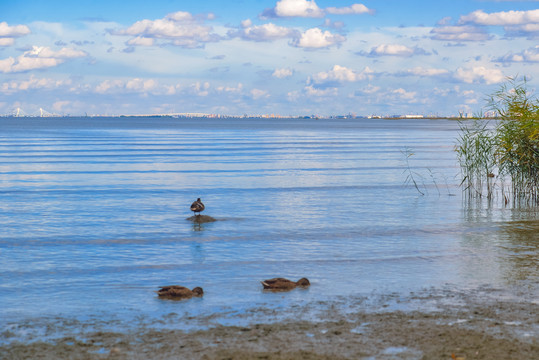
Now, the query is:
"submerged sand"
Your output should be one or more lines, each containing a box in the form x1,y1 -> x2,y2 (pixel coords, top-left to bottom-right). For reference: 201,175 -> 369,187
1,286 -> 537,359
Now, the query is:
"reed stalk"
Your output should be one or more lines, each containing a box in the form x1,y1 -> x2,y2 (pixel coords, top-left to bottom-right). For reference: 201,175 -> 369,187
402,147 -> 425,195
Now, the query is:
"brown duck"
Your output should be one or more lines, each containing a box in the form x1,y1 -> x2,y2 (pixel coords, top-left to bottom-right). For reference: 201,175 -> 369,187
190,198 -> 205,216
261,277 -> 310,291
157,285 -> 203,299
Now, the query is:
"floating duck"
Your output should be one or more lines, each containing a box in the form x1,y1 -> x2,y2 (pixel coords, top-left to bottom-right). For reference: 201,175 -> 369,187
157,285 -> 204,299
190,198 -> 205,216
261,277 -> 310,291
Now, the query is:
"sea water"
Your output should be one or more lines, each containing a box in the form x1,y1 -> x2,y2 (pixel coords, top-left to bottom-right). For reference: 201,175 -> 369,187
1,117 -> 537,337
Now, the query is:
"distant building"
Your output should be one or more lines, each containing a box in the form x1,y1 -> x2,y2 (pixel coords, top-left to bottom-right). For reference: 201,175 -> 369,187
403,114 -> 424,119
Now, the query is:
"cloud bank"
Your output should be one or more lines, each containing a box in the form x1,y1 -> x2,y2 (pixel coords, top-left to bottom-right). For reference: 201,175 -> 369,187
263,0 -> 373,18
459,9 -> 539,26
112,11 -> 221,48
497,45 -> 539,63
275,0 -> 324,18
360,44 -> 429,57
454,66 -> 505,85
229,20 -> 297,41
273,68 -> 294,78
291,28 -> 346,48
309,65 -> 374,86
0,46 -> 87,73
0,22 -> 31,46
432,9 -> 539,41
430,25 -> 491,41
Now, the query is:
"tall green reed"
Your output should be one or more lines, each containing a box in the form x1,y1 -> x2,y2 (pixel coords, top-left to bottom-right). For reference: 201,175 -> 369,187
456,76 -> 539,205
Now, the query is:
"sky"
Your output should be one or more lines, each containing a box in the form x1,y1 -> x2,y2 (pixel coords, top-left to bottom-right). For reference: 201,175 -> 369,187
1,0 -> 539,117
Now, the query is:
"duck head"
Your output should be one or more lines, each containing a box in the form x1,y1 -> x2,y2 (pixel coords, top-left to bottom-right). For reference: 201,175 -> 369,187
192,287 -> 204,296
296,278 -> 310,286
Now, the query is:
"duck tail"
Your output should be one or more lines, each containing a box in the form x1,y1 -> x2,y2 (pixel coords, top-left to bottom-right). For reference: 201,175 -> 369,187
261,281 -> 269,289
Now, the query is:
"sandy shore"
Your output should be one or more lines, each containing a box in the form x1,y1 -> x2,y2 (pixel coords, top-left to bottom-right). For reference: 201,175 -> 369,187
1,286 -> 537,359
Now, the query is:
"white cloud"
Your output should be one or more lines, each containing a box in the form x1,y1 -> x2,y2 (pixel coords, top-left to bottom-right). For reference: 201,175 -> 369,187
430,25 -> 491,41
392,88 -> 417,101
363,85 -> 381,94
274,0 -> 324,18
126,36 -> 155,46
52,100 -> 71,112
0,22 -> 30,37
191,81 -> 210,96
0,38 -> 15,46
162,85 -> 179,95
95,78 -> 178,95
511,23 -> 539,32
0,76 -> 74,95
112,11 -> 220,48
291,28 -> 345,48
403,67 -> 450,77
166,11 -> 196,22
287,90 -> 300,102
361,43 -> 429,57
322,19 -> 345,30
505,22 -> 539,37
497,45 -> 539,63
217,83 -> 243,93
454,66 -> 505,85
326,4 -> 373,15
125,78 -> 158,92
251,88 -> 270,99
370,44 -> 414,56
7,56 -> 59,72
0,46 -> 87,73
230,22 -> 297,41
0,58 -> 16,73
459,9 -> 539,26
310,65 -> 373,84
272,68 -> 293,78
28,46 -> 87,59
461,89 -> 478,105
0,22 -> 31,46
268,1 -> 373,18
444,9 -> 539,38
95,79 -> 124,94
304,85 -> 338,96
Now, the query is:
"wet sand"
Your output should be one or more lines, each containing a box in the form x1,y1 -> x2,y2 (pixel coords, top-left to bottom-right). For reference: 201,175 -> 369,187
1,286 -> 537,359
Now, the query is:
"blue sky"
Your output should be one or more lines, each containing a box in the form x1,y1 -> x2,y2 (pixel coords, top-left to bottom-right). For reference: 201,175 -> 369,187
1,0 -> 539,116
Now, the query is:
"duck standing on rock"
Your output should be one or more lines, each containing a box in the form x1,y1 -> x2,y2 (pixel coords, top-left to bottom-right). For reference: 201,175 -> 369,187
157,285 -> 204,299
190,198 -> 205,216
261,277 -> 310,291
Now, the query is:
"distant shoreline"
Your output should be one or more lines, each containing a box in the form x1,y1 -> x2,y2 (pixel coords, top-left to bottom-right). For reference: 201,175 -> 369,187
0,115 -> 496,120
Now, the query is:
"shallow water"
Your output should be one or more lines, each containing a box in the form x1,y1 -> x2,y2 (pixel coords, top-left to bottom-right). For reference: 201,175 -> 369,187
1,117 -> 538,337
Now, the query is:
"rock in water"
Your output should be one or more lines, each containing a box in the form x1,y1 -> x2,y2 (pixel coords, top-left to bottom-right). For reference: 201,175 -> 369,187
187,215 -> 217,223
261,277 -> 310,291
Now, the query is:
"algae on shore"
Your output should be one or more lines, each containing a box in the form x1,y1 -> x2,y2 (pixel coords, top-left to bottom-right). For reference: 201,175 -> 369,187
1,287 -> 537,360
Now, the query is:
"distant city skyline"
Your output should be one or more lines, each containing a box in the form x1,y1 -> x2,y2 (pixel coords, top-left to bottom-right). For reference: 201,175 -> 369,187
2,107 -> 492,119
1,0 -> 539,116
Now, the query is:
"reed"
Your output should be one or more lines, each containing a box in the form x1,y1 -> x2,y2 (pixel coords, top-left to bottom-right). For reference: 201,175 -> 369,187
456,76 -> 539,204
402,148 -> 454,196
402,147 -> 425,195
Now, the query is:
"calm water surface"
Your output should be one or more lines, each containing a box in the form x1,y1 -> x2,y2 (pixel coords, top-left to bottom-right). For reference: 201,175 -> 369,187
1,117 -> 537,335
